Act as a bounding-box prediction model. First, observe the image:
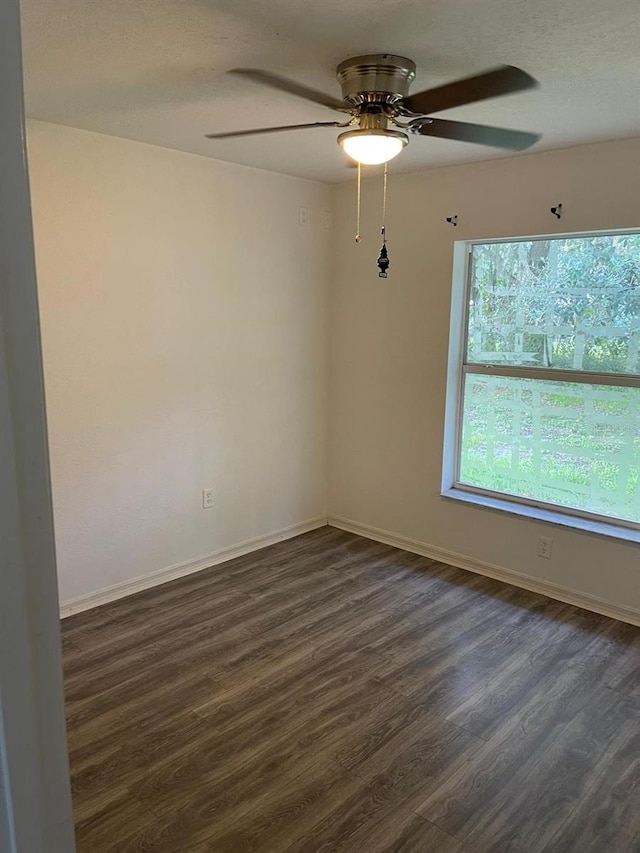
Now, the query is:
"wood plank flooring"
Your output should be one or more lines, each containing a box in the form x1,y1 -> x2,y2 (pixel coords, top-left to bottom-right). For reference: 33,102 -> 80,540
61,526 -> 640,852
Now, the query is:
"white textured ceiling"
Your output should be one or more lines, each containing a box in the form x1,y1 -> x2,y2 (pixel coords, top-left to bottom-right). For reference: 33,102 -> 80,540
20,0 -> 640,183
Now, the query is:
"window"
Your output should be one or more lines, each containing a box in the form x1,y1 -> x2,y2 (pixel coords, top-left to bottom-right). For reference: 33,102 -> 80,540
443,232 -> 640,535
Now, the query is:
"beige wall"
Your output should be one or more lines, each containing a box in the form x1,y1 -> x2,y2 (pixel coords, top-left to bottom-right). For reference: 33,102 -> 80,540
329,138 -> 640,615
27,120 -> 331,605
27,122 -> 640,617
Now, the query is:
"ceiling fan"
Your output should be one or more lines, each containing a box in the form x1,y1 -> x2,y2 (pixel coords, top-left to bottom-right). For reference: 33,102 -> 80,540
205,54 -> 541,165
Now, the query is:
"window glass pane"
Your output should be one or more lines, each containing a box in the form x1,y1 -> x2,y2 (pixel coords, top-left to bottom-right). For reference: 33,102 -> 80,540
467,235 -> 640,374
459,374 -> 640,524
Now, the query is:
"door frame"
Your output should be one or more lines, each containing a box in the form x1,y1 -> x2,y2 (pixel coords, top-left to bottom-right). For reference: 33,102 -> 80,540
0,0 -> 76,850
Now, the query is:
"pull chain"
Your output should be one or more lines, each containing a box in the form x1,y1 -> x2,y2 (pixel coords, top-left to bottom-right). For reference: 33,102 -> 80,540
377,161 -> 390,278
354,161 -> 362,243
381,160 -> 388,239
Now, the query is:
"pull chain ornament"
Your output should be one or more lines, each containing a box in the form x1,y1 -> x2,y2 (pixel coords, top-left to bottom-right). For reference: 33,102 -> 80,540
377,234 -> 389,277
377,161 -> 390,278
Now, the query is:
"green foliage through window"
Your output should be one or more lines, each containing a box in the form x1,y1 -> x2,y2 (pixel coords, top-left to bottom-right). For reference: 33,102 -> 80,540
467,234 -> 640,374
460,376 -> 640,523
457,233 -> 640,527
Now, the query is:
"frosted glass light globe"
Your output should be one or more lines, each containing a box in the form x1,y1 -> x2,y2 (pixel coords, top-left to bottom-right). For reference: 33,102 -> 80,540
339,129 -> 408,165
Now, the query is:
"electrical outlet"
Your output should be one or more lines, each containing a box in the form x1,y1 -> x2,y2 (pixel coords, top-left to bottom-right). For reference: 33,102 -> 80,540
538,536 -> 553,559
202,488 -> 214,509
298,206 -> 308,226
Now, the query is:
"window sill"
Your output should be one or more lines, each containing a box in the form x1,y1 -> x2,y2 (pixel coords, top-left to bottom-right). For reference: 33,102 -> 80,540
441,487 -> 640,545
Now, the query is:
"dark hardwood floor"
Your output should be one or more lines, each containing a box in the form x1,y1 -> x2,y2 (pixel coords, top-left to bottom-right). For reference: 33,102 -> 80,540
61,526 -> 640,852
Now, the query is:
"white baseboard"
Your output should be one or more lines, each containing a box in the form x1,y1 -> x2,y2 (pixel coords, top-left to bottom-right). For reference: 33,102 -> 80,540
60,515 -> 328,618
328,515 -> 640,627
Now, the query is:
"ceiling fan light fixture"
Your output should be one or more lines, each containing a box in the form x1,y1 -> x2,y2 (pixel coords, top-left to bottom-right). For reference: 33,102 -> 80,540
338,128 -> 408,165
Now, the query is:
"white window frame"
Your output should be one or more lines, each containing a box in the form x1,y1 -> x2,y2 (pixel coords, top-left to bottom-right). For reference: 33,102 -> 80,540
441,230 -> 640,545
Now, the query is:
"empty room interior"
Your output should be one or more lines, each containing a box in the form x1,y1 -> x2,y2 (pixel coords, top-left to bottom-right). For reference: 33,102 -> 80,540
13,0 -> 640,849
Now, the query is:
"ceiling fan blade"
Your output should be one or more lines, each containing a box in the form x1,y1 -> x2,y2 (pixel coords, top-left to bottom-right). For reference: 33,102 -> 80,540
402,65 -> 538,115
229,69 -> 349,112
412,117 -> 540,150
205,121 -> 344,140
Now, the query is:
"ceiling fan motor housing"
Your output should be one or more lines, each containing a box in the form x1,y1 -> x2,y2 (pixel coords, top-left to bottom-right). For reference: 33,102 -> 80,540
336,54 -> 417,109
